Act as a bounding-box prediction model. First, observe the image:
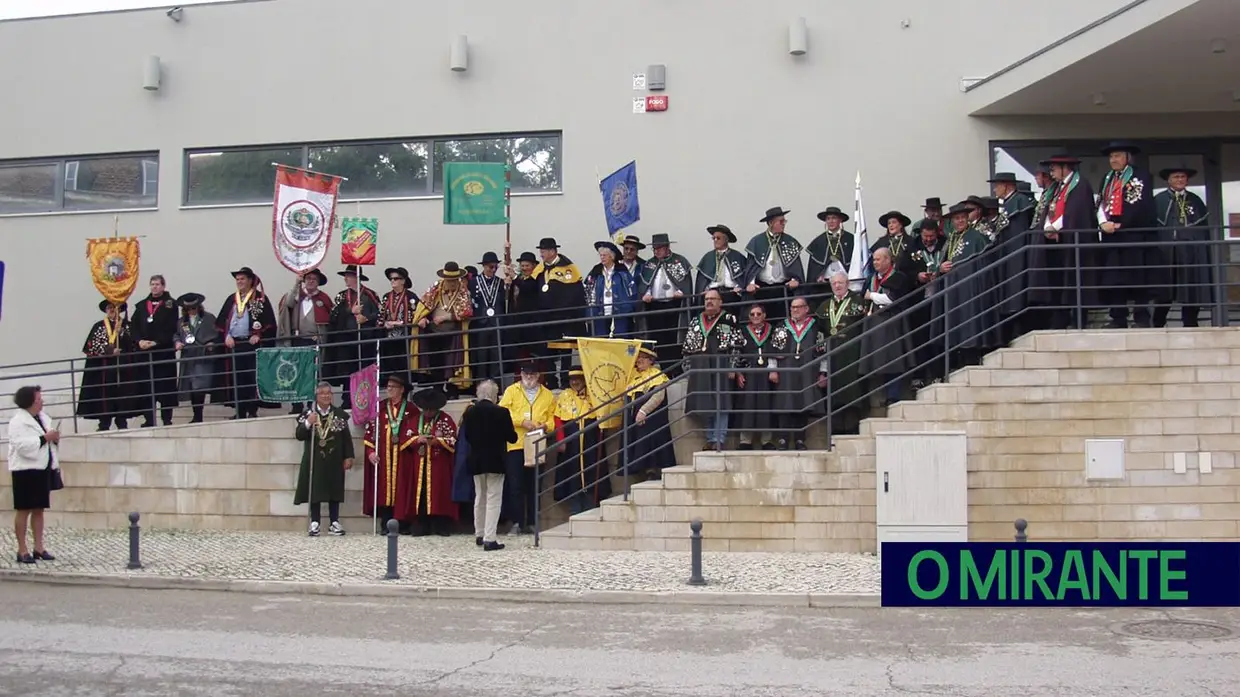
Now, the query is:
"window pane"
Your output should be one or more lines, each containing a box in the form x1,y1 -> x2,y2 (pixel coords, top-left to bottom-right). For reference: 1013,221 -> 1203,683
63,156 -> 159,210
185,147 -> 303,205
432,134 -> 561,193
0,162 -> 58,214
309,142 -> 430,199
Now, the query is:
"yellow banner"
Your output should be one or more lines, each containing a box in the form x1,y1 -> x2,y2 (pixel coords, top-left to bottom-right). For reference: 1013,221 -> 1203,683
86,237 -> 141,306
577,336 -> 642,429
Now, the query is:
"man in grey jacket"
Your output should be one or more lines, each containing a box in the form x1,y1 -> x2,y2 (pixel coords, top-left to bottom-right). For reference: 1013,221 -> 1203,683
277,269 -> 332,413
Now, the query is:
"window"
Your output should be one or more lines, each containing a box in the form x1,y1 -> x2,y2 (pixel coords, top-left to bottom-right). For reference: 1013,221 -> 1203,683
183,131 -> 561,205
0,153 -> 159,215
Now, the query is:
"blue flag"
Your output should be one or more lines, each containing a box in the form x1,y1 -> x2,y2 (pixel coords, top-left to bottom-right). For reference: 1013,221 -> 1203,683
600,161 -> 640,234
0,260 -> 5,322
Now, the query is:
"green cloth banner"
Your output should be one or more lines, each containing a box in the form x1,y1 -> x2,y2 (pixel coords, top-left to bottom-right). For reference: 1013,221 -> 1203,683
443,162 -> 509,225
256,347 -> 318,402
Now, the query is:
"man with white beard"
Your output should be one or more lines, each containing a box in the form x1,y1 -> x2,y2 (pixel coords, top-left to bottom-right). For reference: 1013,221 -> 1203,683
497,362 -> 556,535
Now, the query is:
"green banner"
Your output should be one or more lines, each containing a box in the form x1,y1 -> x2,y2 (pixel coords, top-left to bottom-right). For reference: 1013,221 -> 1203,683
443,162 -> 509,225
256,347 -> 318,402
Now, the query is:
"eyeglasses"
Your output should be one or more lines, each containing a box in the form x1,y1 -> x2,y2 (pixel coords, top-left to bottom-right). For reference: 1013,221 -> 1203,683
748,312 -> 764,317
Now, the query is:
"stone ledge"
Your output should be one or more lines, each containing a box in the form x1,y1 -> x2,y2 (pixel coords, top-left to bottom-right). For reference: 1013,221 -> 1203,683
0,570 -> 882,607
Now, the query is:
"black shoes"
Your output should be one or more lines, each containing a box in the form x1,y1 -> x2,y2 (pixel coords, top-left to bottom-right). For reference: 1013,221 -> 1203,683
475,536 -> 483,546
34,550 -> 55,561
15,551 -> 52,563
483,541 -> 505,551
795,440 -> 807,451
16,553 -> 35,564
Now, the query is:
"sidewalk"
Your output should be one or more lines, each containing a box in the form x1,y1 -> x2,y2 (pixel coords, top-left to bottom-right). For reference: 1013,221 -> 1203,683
0,528 -> 880,606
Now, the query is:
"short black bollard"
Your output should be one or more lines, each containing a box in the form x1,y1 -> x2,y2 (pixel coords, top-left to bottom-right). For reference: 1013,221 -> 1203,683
127,512 -> 143,570
1014,518 -> 1028,543
687,518 -> 706,586
384,518 -> 400,580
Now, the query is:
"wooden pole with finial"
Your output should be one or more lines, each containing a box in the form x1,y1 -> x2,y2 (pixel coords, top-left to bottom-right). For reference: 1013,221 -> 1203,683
504,164 -> 513,268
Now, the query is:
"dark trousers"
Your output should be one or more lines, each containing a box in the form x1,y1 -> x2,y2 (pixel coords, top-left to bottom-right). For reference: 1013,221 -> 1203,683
1105,286 -> 1153,328
502,449 -> 536,529
376,505 -> 395,534
98,416 -> 130,431
752,283 -> 791,322
1153,304 -> 1201,328
379,335 -> 410,386
189,392 -> 206,423
779,413 -> 808,443
311,501 -> 340,524
644,300 -> 684,369
228,341 -> 259,418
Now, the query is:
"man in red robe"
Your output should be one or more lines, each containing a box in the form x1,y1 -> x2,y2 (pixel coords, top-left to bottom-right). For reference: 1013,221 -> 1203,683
363,373 -> 420,534
409,387 -> 460,535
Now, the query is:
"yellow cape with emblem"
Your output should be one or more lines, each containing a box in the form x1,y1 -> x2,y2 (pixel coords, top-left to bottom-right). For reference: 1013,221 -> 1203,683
86,237 -> 141,305
576,336 -> 642,429
531,261 -> 583,286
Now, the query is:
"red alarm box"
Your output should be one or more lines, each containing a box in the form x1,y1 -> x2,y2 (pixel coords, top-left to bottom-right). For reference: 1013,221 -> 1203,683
645,95 -> 669,112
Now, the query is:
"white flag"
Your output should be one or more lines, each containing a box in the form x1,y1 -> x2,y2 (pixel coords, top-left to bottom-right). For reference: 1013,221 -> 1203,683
272,165 -> 341,274
848,171 -> 871,292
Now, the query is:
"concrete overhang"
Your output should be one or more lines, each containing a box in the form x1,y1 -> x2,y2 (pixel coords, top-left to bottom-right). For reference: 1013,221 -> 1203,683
965,0 -> 1240,115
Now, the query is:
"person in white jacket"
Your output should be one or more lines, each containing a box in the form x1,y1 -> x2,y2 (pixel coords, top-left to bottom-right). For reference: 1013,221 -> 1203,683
7,385 -> 61,564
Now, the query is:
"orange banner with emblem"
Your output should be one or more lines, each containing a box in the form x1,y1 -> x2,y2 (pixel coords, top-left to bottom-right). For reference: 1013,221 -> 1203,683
86,237 -> 141,305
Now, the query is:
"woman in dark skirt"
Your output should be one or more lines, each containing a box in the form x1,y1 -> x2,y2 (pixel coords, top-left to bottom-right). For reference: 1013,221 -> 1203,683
623,347 -> 677,480
7,385 -> 62,564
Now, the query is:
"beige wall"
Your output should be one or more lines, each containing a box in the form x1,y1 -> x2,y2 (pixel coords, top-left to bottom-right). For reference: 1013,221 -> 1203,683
0,0 -> 1138,368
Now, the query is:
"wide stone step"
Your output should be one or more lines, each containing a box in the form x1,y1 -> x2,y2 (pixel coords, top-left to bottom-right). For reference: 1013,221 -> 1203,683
889,399 -> 1240,422
1010,329 -> 1240,353
913,381 -> 1238,405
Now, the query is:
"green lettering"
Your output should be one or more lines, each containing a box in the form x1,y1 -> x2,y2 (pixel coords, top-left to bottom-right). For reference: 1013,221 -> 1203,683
1091,550 -> 1127,601
1055,550 -> 1091,601
1159,550 -> 1188,601
1129,550 -> 1158,600
1023,550 -> 1054,600
908,551 -> 949,600
961,550 -> 1006,600
1010,548 -> 1020,600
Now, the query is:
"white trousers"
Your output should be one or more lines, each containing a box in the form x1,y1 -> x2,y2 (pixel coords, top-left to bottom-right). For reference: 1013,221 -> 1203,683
473,473 -> 505,543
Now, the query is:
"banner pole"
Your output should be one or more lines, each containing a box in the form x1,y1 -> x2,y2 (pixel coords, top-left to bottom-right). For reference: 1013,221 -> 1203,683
372,338 -> 380,536
306,344 -> 320,534
270,162 -> 351,182
504,165 -> 513,267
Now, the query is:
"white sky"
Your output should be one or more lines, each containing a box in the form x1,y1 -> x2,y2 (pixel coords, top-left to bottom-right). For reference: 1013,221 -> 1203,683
0,0 -> 224,20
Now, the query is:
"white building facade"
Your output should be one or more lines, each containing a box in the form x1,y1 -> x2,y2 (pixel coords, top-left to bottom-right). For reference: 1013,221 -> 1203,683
0,0 -> 1238,370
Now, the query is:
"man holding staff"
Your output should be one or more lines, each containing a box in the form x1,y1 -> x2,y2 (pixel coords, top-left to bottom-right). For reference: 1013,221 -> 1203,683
294,381 -> 353,537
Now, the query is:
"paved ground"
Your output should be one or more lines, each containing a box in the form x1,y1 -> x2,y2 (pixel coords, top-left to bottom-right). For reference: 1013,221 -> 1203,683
0,528 -> 879,595
0,582 -> 1236,696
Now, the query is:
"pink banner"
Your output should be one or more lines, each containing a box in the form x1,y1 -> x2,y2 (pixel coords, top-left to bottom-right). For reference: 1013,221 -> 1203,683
349,363 -> 379,425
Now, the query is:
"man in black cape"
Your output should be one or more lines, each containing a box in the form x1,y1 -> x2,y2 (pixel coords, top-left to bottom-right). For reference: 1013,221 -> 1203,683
743,206 -> 804,322
1096,141 -> 1159,328
129,274 -> 180,427
1152,164 -> 1213,327
1035,154 -> 1098,330
986,173 -> 1037,344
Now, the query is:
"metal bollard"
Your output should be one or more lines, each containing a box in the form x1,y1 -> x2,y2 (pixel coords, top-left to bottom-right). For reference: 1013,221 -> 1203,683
127,512 -> 143,570
384,518 -> 400,580
1014,518 -> 1028,543
687,518 -> 706,586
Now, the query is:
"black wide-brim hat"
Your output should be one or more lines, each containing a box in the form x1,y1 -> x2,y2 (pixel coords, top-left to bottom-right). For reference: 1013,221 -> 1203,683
987,172 -> 1019,184
878,210 -> 911,229
948,202 -> 973,216
177,292 -> 206,308
231,266 -> 256,280
384,373 -> 412,391
1159,165 -> 1198,181
537,237 -> 560,250
412,387 -> 448,412
1040,154 -> 1081,166
1101,140 -> 1141,156
98,299 -> 122,313
649,233 -> 675,247
706,224 -> 737,243
965,196 -> 986,210
337,265 -> 370,282
619,235 -> 646,250
384,267 -> 410,282
979,196 -> 1001,211
760,206 -> 790,223
519,360 -> 543,374
437,261 -> 466,279
516,251 -> 538,264
923,197 -> 944,211
816,206 -> 849,223
594,240 -> 622,258
303,269 -> 328,286
479,251 -> 501,265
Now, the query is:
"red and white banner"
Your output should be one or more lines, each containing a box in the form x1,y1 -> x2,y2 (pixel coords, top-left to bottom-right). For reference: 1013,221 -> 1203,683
271,166 -> 341,274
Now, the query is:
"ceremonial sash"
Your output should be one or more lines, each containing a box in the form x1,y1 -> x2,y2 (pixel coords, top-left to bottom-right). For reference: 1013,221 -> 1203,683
1050,173 -> 1079,226
1100,166 -> 1133,219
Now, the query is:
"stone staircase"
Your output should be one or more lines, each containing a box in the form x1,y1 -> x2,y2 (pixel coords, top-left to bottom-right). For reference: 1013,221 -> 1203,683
541,328 -> 1240,551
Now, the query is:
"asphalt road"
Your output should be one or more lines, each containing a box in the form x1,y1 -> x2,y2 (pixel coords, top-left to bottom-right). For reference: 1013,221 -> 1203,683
0,582 -> 1237,696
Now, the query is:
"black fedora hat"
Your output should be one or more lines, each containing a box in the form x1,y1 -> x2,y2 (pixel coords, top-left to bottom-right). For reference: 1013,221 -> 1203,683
706,224 -> 737,243
479,251 -> 501,265
519,360 -> 543,375
922,197 -> 944,211
948,202 -> 973,216
1159,164 -> 1198,181
979,196 -> 1001,211
594,240 -> 622,258
965,196 -> 986,210
384,372 -> 412,391
917,217 -> 941,232
302,269 -> 328,286
1040,153 -> 1081,166
176,292 -> 206,308
412,387 -> 448,412
1101,140 -> 1141,156
231,266 -> 256,280
437,261 -> 466,279
649,233 -> 675,247
619,234 -> 646,250
384,266 -> 410,282
1015,181 -> 1034,193
878,210 -> 911,229
987,172 -> 1019,184
760,206 -> 790,223
516,251 -> 538,264
816,206 -> 849,223
337,264 -> 370,282
98,299 -> 122,313
537,237 -> 559,250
